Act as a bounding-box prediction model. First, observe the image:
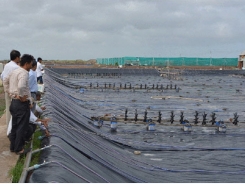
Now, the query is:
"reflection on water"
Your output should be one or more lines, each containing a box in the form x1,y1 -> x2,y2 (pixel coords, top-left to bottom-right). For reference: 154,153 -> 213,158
71,74 -> 245,123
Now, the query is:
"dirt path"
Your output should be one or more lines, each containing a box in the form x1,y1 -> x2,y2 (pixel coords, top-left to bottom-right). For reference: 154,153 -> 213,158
0,79 -> 19,183
0,113 -> 19,183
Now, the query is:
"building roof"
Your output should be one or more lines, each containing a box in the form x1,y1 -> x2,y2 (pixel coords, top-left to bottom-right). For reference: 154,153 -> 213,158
239,50 -> 245,55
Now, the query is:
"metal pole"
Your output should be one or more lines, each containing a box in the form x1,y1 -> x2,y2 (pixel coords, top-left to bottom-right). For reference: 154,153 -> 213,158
18,139 -> 33,183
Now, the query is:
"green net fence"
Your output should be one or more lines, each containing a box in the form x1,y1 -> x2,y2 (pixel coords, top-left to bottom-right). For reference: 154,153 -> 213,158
96,57 -> 238,67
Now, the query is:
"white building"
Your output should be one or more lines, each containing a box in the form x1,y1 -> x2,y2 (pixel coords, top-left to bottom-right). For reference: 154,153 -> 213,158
238,50 -> 245,69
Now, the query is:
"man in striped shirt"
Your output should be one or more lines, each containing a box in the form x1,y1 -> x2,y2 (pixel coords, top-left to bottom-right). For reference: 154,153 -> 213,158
3,54 -> 33,155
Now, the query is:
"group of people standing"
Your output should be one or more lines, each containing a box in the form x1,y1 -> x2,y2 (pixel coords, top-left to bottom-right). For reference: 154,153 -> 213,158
1,50 -> 47,155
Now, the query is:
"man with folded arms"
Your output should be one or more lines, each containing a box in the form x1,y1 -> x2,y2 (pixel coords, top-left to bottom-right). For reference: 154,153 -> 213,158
3,54 -> 33,155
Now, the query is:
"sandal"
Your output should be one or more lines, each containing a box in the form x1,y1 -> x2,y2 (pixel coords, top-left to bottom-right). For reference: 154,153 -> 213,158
16,148 -> 31,155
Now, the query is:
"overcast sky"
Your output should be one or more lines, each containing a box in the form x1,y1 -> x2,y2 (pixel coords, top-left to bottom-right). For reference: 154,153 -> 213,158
0,0 -> 245,60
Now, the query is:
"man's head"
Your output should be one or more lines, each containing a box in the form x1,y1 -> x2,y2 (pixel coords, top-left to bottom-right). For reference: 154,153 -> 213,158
31,60 -> 37,71
36,91 -> 42,101
37,57 -> 42,63
10,50 -> 21,64
20,54 -> 33,71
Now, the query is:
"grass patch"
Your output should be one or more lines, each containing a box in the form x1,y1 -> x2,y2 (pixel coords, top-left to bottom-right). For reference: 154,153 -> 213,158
30,131 -> 42,166
9,156 -> 25,183
9,130 -> 43,183
0,98 -> 5,117
0,86 -> 3,93
0,86 -> 5,117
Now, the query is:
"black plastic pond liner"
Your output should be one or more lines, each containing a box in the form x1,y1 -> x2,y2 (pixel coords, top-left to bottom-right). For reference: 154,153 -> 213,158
28,69 -> 245,183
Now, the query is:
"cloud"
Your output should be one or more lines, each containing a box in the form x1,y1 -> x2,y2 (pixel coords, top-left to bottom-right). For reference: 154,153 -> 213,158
0,0 -> 244,60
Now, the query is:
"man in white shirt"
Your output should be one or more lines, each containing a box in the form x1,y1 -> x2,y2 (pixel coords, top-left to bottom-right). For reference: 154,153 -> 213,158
35,91 -> 46,115
36,57 -> 44,84
1,50 -> 21,125
24,109 -> 50,142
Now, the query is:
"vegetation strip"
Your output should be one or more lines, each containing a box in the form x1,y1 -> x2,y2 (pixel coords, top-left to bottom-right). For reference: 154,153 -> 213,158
9,130 -> 42,182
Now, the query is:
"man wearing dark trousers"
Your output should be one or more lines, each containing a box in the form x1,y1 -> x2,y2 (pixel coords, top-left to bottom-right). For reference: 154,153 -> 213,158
3,54 -> 33,155
29,59 -> 38,113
